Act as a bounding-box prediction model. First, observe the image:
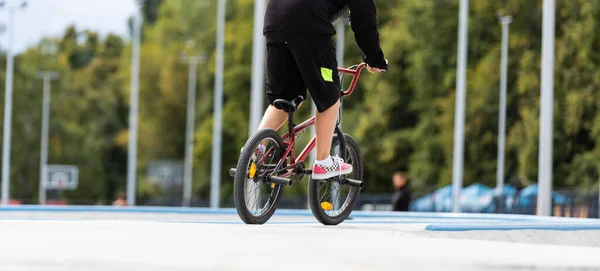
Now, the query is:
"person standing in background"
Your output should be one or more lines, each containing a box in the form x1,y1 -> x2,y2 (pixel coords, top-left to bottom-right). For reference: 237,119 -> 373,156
391,172 -> 411,211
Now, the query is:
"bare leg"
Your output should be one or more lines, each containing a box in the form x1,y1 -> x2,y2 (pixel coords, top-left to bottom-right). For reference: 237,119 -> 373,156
257,101 -> 307,131
257,105 -> 288,131
315,100 -> 340,161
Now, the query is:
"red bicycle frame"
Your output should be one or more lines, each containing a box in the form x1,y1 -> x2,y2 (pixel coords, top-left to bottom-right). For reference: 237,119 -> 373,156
276,63 -> 367,177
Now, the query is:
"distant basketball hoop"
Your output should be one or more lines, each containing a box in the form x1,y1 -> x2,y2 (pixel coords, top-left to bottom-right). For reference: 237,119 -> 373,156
45,165 -> 78,190
147,160 -> 183,189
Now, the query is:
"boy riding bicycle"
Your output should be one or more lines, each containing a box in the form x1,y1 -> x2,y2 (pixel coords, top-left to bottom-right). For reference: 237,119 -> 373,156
255,0 -> 388,180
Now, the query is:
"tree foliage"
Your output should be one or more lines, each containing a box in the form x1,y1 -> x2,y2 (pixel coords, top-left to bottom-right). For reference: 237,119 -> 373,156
1,0 -> 599,205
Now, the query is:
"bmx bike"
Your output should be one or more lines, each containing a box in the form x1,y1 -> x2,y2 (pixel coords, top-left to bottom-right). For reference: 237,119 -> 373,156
229,63 -> 368,225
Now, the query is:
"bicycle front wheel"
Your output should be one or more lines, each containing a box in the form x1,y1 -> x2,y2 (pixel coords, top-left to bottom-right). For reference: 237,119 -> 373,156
234,128 -> 286,224
308,133 -> 363,225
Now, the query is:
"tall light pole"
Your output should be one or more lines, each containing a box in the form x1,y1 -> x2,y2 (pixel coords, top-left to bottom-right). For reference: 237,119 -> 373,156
126,11 -> 143,206
333,18 -> 346,210
336,19 -> 345,72
537,0 -> 556,217
181,54 -> 203,207
246,0 -> 267,211
1,0 -> 27,206
36,71 -> 58,205
249,0 -> 266,135
451,0 -> 469,213
496,14 -> 512,211
210,0 -> 226,209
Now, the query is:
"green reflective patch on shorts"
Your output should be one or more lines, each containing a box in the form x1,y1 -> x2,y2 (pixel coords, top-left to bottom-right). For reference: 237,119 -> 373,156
321,67 -> 333,82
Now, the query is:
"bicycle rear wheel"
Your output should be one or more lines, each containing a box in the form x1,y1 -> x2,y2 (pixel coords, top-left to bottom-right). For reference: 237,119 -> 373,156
308,133 -> 363,225
234,128 -> 286,224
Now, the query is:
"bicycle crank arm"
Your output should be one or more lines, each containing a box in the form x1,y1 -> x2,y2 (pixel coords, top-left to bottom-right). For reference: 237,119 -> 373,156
230,164 -> 280,177
340,178 -> 364,189
230,168 -> 292,186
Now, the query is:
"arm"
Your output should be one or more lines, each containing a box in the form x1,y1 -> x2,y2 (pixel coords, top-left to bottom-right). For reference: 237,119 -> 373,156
347,0 -> 387,69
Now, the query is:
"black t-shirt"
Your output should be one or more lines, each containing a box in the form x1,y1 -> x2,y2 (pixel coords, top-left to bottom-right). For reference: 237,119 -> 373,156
392,186 -> 411,212
264,0 -> 387,69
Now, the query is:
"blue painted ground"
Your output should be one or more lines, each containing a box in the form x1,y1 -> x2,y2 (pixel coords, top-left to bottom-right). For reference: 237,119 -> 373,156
0,205 -> 599,231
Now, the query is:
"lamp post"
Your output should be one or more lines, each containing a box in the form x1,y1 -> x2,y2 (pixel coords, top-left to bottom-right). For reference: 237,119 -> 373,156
333,18 -> 346,210
1,0 -> 28,206
210,0 -> 227,209
537,0 -> 556,217
36,71 -> 58,205
496,14 -> 512,212
249,0 -> 266,134
181,54 -> 204,207
451,0 -> 469,213
126,8 -> 143,206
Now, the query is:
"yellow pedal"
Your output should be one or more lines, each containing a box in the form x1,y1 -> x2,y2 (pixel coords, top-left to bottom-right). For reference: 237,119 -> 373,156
321,202 -> 333,210
249,163 -> 257,179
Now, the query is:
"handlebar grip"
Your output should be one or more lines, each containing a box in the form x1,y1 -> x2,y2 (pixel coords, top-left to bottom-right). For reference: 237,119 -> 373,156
366,62 -> 390,72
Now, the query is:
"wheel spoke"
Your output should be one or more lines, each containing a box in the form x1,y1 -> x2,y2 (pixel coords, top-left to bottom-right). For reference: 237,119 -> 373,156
331,183 -> 340,215
319,182 -> 329,203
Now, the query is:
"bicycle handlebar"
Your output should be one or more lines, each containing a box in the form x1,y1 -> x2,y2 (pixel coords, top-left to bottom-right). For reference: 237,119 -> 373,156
338,62 -> 388,96
338,63 -> 367,96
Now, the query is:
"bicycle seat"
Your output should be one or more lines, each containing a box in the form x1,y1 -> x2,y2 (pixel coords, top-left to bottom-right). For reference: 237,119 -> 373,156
273,96 -> 304,113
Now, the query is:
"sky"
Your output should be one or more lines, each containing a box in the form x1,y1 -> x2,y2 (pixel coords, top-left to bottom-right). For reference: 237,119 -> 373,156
0,0 -> 138,53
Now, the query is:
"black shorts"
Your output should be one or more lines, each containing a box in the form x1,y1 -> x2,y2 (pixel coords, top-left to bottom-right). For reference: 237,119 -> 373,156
266,41 -> 341,113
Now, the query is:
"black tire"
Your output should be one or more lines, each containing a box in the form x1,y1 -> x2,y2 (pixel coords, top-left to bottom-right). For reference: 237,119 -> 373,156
234,128 -> 286,224
308,132 -> 363,225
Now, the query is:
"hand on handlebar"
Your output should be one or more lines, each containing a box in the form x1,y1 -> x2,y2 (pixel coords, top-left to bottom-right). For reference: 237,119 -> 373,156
366,59 -> 389,73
